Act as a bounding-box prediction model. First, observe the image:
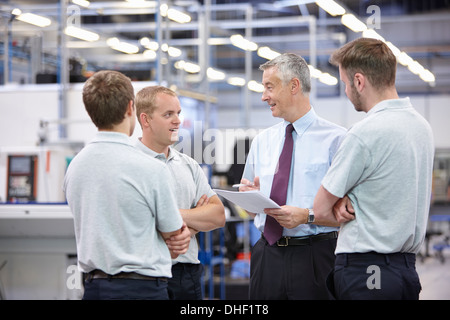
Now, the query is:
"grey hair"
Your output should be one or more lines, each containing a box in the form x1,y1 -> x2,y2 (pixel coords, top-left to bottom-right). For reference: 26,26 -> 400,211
259,53 -> 311,95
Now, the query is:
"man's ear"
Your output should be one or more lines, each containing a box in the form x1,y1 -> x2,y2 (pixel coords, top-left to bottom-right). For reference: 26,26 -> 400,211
290,77 -> 301,94
139,112 -> 150,127
353,73 -> 365,92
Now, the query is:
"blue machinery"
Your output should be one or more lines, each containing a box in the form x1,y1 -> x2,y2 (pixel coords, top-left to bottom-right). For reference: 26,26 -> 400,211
198,229 -> 225,300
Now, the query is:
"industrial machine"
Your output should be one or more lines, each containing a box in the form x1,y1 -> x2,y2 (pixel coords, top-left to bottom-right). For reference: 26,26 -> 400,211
0,146 -> 76,203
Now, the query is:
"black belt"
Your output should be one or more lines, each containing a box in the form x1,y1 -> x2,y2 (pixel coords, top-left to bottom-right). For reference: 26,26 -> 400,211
84,269 -> 168,282
263,231 -> 338,247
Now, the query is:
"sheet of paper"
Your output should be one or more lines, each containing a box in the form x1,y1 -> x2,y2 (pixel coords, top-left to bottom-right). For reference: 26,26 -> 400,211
213,189 -> 280,214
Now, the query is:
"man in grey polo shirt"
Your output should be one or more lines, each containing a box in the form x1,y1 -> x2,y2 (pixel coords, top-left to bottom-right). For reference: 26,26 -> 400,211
134,85 -> 225,300
64,70 -> 190,300
314,38 -> 434,300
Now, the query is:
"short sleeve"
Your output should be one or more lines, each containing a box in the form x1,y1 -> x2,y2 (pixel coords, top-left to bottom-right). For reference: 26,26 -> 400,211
321,133 -> 372,198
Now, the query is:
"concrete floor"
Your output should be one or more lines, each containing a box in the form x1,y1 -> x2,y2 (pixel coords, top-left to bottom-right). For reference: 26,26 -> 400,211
417,249 -> 450,300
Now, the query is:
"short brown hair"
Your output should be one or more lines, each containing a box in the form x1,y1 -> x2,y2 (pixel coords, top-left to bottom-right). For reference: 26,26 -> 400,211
330,38 -> 397,90
82,70 -> 134,129
135,86 -> 177,126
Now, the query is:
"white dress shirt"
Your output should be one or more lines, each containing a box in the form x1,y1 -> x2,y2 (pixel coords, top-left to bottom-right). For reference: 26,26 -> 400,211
243,107 -> 346,237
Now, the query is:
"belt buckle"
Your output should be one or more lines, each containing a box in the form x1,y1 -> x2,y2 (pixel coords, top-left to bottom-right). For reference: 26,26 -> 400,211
277,236 -> 290,247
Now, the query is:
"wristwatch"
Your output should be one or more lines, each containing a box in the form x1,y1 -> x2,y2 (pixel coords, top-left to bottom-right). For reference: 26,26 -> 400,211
307,208 -> 315,224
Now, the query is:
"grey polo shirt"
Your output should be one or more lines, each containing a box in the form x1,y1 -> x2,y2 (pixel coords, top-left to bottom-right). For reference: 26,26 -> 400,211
135,139 -> 216,264
322,98 -> 434,254
64,132 -> 183,278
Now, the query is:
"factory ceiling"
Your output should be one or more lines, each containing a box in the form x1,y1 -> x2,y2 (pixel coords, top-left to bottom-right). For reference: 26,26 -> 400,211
1,0 -> 450,97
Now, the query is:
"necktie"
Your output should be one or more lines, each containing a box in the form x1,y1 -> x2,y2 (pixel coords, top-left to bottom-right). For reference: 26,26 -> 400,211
264,123 -> 294,245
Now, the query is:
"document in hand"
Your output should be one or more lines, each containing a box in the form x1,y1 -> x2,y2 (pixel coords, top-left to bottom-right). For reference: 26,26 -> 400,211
213,189 -> 281,214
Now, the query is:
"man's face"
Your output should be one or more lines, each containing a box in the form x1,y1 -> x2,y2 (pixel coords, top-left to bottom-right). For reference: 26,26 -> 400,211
261,67 -> 293,119
340,66 -> 363,112
149,93 -> 182,146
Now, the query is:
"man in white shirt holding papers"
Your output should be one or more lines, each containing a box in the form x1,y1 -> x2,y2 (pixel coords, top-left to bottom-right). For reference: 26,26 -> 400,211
239,53 -> 346,300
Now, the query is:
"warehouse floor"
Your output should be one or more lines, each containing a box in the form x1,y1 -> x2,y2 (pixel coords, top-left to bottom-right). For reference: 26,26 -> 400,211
417,250 -> 450,300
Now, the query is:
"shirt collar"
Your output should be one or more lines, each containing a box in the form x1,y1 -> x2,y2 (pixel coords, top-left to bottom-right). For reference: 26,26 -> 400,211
367,97 -> 412,115
136,138 -> 177,162
285,106 -> 317,136
91,131 -> 132,145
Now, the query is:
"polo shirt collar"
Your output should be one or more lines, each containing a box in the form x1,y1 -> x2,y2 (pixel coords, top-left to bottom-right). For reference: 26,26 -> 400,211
92,131 -> 132,145
368,97 -> 412,116
136,138 -> 177,162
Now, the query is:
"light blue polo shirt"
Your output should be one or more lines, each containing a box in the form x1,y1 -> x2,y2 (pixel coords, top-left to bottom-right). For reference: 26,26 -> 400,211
135,139 -> 216,264
64,132 -> 183,278
322,98 -> 434,254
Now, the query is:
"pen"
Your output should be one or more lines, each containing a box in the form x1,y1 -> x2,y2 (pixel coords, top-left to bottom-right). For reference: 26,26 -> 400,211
232,183 -> 254,188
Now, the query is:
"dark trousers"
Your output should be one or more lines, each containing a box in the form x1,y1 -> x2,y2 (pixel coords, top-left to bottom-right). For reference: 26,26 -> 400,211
328,252 -> 421,300
168,263 -> 204,300
83,278 -> 169,300
249,235 -> 337,300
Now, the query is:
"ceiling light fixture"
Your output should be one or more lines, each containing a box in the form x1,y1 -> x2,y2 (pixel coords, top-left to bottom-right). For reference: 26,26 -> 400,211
160,4 -> 191,23
341,14 -> 367,32
140,37 -> 159,51
12,9 -> 51,28
230,34 -> 258,52
65,25 -> 99,42
315,0 -> 346,16
227,77 -> 246,87
248,80 -> 264,93
72,0 -> 90,8
207,67 -> 226,81
175,60 -> 201,74
107,37 -> 139,54
143,49 -> 157,60
257,46 -> 281,60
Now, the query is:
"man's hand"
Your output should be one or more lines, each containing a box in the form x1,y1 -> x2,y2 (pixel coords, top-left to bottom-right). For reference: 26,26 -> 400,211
166,223 -> 191,259
239,177 -> 260,192
264,206 -> 308,229
185,194 -> 210,237
195,194 -> 209,207
333,196 -> 355,224
239,177 -> 260,218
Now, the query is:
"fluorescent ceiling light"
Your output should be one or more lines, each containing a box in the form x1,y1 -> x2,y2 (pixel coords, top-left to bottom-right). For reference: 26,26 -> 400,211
397,52 -> 414,67
72,0 -> 90,8
319,72 -> 338,86
248,80 -> 264,93
140,37 -> 159,51
385,41 -> 401,57
308,65 -> 322,79
167,46 -> 182,57
125,0 -> 157,8
107,37 -> 139,54
227,77 -> 246,87
161,43 -> 183,57
12,9 -> 51,28
143,49 -> 157,60
407,60 -> 425,75
315,0 -> 346,16
160,4 -> 191,23
419,69 -> 435,83
65,26 -> 99,42
341,14 -> 367,32
167,8 -> 191,23
230,34 -> 258,52
257,46 -> 281,60
174,60 -> 201,73
207,67 -> 226,81
362,29 -> 385,42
